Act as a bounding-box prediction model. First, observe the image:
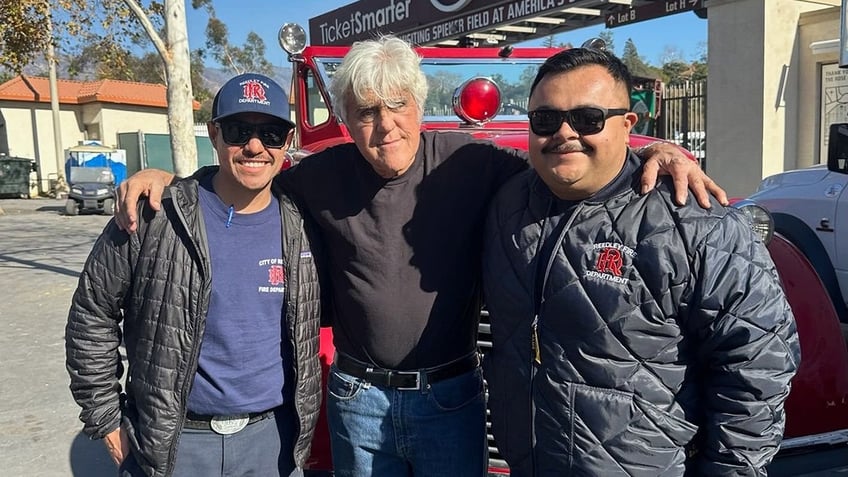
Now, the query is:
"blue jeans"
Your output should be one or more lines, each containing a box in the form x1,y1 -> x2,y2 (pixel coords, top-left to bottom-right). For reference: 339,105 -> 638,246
326,362 -> 487,477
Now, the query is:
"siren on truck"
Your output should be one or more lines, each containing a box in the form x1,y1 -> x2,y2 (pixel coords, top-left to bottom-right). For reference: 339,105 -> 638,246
452,77 -> 501,125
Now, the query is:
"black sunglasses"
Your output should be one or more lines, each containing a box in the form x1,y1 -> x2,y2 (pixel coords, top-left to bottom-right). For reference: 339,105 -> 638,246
216,121 -> 291,149
528,107 -> 629,136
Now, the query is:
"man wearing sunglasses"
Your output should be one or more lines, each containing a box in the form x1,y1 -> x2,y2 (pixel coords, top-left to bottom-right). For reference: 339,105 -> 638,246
66,73 -> 323,477
483,48 -> 799,476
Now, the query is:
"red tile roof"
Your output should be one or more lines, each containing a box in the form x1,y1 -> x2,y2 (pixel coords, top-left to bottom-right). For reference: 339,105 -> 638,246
0,76 -> 199,109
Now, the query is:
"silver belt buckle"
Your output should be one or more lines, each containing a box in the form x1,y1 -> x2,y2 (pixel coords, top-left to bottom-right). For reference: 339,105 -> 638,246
210,415 -> 250,435
396,371 -> 421,391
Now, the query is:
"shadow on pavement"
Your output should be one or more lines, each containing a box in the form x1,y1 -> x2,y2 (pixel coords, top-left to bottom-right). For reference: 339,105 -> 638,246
69,431 -> 114,477
0,253 -> 81,278
36,206 -> 65,213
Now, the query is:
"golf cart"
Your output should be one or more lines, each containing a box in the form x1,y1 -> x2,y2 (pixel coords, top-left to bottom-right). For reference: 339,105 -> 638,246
65,166 -> 116,215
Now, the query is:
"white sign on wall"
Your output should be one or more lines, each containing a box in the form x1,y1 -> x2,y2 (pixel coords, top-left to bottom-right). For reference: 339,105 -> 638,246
820,63 -> 848,163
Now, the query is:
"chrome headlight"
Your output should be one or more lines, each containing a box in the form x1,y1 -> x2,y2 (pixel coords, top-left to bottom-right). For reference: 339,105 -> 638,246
96,188 -> 108,195
71,187 -> 82,195
733,200 -> 774,245
278,23 -> 306,56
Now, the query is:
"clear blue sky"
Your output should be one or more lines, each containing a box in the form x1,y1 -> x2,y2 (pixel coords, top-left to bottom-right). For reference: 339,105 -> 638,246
185,1 -> 707,68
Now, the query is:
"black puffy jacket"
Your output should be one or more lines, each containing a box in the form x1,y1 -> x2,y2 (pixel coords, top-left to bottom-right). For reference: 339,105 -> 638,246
483,154 -> 800,476
66,169 -> 323,477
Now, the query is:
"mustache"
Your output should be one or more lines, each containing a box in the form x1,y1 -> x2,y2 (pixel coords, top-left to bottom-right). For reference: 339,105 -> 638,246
541,141 -> 589,154
234,153 -> 272,162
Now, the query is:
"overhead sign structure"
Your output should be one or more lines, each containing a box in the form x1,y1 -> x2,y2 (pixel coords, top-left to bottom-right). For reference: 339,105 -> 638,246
606,0 -> 703,28
309,0 -> 592,46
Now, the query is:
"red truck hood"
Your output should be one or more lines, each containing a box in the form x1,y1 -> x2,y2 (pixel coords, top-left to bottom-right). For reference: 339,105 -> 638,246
300,128 -> 667,157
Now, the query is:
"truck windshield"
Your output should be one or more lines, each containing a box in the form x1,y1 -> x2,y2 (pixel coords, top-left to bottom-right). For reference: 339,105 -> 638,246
316,58 -> 544,122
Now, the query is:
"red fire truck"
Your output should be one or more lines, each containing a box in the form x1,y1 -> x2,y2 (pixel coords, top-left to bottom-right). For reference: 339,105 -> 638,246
276,23 -> 848,476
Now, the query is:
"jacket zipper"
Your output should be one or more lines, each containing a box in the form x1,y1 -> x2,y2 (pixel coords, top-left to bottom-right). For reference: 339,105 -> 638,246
164,190 -> 211,477
533,202 -> 583,364
282,196 -> 305,462
530,202 -> 583,475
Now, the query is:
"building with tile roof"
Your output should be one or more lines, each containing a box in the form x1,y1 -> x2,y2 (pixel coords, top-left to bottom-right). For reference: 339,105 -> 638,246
0,76 -> 200,195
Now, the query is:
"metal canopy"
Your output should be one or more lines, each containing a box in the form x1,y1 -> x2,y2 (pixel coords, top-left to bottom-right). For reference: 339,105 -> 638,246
308,0 -> 706,48
430,1 -> 706,47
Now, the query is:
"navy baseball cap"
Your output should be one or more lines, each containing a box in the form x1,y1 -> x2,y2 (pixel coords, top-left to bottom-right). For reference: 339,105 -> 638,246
211,73 -> 295,128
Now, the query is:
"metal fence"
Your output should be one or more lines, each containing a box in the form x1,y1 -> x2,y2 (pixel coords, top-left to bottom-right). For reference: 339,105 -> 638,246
659,80 -> 707,169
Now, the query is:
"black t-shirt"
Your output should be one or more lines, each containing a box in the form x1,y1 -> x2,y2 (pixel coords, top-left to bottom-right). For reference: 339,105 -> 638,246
276,131 -> 527,369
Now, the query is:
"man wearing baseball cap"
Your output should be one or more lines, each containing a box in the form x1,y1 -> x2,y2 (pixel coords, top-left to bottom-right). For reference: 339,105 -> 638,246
66,73 -> 323,477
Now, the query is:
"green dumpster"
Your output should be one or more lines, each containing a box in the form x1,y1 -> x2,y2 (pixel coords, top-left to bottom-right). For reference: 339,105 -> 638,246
0,157 -> 33,198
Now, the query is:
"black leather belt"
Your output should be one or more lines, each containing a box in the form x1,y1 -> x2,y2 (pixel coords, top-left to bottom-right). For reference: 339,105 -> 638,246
335,352 -> 480,390
183,408 -> 276,431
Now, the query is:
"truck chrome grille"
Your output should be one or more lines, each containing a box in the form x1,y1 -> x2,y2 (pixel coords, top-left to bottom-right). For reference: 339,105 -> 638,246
478,309 -> 509,470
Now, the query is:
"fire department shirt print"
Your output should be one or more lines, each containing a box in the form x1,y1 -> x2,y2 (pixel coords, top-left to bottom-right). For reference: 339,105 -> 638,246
259,258 -> 286,294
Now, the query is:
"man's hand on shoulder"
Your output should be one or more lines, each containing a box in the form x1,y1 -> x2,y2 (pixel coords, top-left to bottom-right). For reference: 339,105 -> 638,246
636,141 -> 728,208
115,169 -> 175,233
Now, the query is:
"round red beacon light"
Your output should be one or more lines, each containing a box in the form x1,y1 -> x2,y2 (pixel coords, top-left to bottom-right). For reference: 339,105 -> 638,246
452,77 -> 501,124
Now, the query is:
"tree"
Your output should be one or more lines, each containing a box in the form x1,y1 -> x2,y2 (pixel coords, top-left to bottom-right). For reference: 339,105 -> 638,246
119,0 -> 198,177
621,38 -> 654,79
189,51 -> 214,122
424,71 -> 463,115
196,1 -> 274,76
5,1 -> 271,176
598,30 -> 616,55
542,34 -> 571,50
66,46 -> 212,122
659,45 -> 685,66
691,40 -> 708,81
519,65 -> 538,87
661,60 -> 690,84
0,0 -> 51,74
690,61 -> 708,81
8,1 -> 198,176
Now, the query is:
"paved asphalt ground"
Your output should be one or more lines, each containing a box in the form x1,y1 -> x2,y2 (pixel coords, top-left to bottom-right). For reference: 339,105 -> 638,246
1,197 -> 847,477
0,198 -> 115,477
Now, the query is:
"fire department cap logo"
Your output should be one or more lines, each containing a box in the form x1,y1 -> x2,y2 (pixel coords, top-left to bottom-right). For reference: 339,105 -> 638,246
211,72 -> 295,128
430,0 -> 472,12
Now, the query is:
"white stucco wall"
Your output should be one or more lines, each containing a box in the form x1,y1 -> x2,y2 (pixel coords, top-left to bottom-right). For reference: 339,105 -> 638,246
706,0 -> 839,197
707,0 -> 765,198
0,103 -> 84,191
0,101 -> 170,193
798,7 -> 840,167
99,106 -> 170,145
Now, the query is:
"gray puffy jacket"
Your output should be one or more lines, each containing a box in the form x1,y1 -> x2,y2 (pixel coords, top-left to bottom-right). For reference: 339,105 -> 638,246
66,168 -> 323,477
483,156 -> 800,476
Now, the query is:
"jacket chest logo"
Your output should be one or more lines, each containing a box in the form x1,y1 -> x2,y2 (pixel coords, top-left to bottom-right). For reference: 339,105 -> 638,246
596,247 -> 623,275
585,242 -> 636,285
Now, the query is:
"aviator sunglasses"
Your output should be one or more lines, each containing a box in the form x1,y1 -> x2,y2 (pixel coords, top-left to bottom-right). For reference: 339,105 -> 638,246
216,121 -> 291,149
528,106 -> 629,136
